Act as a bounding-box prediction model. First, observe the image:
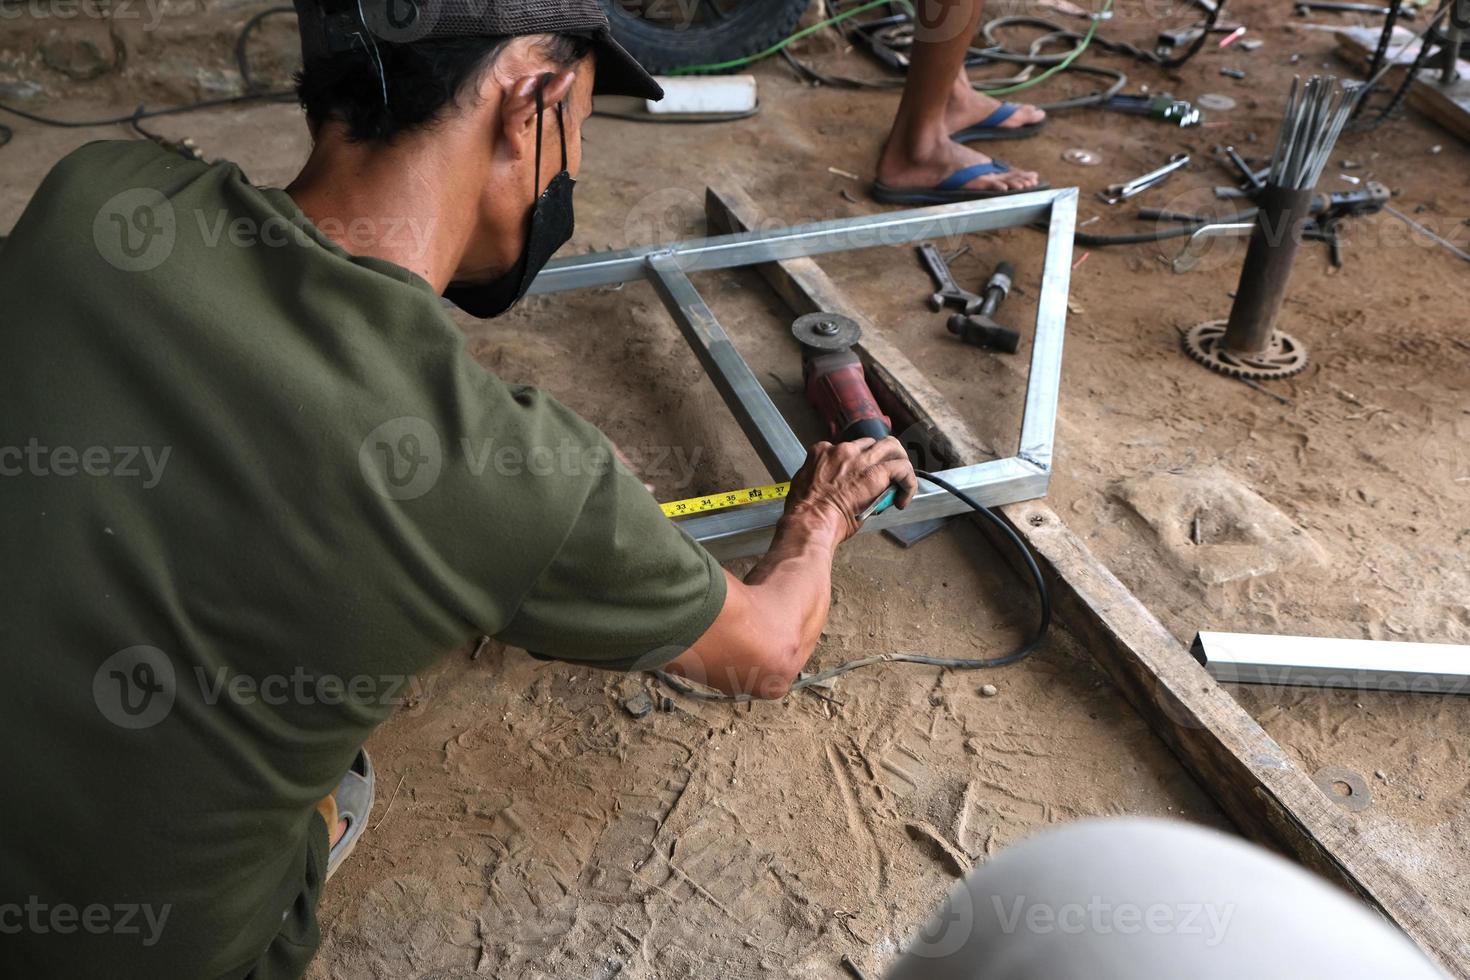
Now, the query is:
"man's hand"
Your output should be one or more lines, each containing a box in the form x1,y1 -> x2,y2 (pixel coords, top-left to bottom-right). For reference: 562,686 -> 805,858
783,437 -> 919,544
664,437 -> 918,700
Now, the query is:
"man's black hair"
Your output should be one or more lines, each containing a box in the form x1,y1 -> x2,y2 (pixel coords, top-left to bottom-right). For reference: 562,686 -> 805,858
295,33 -> 592,143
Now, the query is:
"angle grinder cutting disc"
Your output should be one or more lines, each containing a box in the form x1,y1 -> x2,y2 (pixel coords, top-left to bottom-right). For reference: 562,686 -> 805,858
792,312 -> 863,353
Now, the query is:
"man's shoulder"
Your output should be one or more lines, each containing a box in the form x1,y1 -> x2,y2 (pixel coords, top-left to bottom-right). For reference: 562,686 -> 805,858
11,140 -> 218,268
43,139 -> 213,206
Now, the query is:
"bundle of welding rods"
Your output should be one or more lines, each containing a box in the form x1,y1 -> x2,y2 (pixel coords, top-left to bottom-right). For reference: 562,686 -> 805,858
1266,75 -> 1364,191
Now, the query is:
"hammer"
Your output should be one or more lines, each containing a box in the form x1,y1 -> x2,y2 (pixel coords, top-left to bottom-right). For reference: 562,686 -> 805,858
946,262 -> 1021,354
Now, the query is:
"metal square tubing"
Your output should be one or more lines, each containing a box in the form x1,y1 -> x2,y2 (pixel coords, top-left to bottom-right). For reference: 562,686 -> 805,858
529,189 -> 1061,295
682,457 -> 1050,562
528,189 -> 1077,561
645,254 -> 808,480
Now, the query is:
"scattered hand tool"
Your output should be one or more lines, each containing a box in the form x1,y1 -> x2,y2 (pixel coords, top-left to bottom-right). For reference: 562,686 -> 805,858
1157,23 -> 1243,51
1099,152 -> 1191,205
1157,183 -> 1390,271
792,313 -> 898,519
1203,143 -> 1392,266
946,263 -> 1021,354
1294,0 -> 1414,16
1222,145 -> 1265,191
917,243 -> 982,314
1099,93 -> 1202,128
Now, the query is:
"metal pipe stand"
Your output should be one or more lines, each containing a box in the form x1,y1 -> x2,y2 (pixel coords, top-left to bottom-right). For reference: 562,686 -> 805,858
1185,184 -> 1313,380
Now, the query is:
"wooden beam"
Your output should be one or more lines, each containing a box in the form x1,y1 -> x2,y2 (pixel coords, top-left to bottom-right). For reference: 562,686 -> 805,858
705,185 -> 1469,978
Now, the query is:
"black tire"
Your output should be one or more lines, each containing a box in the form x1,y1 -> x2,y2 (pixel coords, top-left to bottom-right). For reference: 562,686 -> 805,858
600,0 -> 813,74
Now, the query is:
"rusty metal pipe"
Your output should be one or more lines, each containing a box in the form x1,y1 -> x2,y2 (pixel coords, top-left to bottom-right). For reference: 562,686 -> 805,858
1222,185 -> 1316,354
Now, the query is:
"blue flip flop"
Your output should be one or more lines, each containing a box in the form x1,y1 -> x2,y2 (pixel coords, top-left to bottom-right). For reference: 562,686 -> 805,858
871,161 -> 1051,205
951,102 -> 1047,143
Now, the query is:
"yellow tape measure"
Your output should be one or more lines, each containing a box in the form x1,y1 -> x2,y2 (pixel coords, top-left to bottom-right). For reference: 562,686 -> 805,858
660,482 -> 791,519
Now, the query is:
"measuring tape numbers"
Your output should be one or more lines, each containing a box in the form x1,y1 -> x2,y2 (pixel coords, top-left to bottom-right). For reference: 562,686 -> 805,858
659,482 -> 791,519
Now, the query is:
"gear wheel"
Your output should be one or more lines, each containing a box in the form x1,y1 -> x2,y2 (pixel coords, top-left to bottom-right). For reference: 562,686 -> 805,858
1184,320 -> 1310,380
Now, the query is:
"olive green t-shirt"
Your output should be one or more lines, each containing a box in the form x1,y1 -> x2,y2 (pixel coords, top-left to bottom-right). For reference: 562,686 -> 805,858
0,141 -> 725,978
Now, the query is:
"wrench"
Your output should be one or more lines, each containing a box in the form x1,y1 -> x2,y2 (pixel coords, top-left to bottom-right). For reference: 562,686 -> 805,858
1098,152 -> 1191,205
917,243 -> 983,314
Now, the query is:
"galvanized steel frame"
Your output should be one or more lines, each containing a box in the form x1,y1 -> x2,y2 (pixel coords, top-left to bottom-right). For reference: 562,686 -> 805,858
530,188 -> 1078,560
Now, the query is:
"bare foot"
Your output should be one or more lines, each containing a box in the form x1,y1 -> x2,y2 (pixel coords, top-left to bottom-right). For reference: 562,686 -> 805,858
331,818 -> 348,847
945,70 -> 1046,135
878,132 -> 1042,195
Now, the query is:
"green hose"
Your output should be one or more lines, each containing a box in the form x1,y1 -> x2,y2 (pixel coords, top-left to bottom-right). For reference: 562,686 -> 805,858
670,0 -> 1112,97
978,0 -> 1113,95
670,0 -> 911,75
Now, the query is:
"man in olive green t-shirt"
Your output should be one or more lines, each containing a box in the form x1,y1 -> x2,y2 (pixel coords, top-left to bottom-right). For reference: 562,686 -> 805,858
0,0 -> 915,976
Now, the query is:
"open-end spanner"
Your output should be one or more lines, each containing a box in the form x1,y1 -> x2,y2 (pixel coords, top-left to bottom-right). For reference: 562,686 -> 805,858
917,243 -> 983,314
1099,152 -> 1191,205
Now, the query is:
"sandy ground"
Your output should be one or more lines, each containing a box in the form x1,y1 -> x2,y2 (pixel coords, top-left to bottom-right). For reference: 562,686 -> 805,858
3,0 -> 1469,975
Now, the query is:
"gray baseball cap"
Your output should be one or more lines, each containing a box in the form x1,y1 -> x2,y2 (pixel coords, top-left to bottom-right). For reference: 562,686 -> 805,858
294,0 -> 664,100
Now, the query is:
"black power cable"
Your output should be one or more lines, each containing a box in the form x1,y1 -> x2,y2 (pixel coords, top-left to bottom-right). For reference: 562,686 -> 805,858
654,470 -> 1052,703
1348,0 -> 1454,133
782,0 -> 1221,104
1354,0 -> 1408,119
0,5 -> 294,133
236,5 -> 300,100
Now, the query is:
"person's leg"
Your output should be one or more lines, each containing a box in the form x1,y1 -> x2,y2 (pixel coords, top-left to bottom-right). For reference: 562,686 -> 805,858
877,0 -> 1043,195
886,817 -> 1442,980
943,65 -> 1046,137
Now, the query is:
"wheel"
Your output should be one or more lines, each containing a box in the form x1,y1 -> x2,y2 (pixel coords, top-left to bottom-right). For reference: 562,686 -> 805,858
600,0 -> 813,75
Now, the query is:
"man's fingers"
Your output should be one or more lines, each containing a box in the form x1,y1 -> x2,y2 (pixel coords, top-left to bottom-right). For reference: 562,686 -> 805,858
857,436 -> 909,468
890,459 -> 919,509
879,458 -> 918,509
856,439 -> 916,508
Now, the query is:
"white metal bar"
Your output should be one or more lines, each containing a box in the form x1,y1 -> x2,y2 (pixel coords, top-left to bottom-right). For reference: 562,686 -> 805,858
1018,188 -> 1077,471
1193,631 -> 1470,695
527,191 -> 1061,295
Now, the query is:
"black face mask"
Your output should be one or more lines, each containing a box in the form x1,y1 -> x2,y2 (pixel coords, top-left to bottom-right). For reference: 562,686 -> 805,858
445,85 -> 575,319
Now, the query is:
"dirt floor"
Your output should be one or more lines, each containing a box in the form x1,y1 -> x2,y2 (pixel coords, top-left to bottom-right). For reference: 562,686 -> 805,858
4,0 -> 1469,975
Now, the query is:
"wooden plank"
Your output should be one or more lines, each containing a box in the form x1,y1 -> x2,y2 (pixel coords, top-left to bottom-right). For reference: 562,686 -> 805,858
706,185 -> 1469,978
1002,497 -> 1468,978
1336,26 -> 1470,145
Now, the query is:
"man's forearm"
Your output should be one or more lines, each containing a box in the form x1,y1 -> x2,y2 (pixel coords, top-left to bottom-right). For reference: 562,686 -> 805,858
744,509 -> 843,660
666,438 -> 918,699
667,507 -> 843,698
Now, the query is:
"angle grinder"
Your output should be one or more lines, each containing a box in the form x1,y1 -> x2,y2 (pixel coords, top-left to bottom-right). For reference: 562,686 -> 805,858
792,312 -> 897,519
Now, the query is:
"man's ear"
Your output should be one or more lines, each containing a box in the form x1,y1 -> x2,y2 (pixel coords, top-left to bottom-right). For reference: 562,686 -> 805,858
496,69 -> 579,161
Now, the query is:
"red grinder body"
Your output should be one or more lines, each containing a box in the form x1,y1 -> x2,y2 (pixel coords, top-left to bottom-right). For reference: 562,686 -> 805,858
802,349 -> 892,443
791,313 -> 898,518
791,313 -> 891,442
